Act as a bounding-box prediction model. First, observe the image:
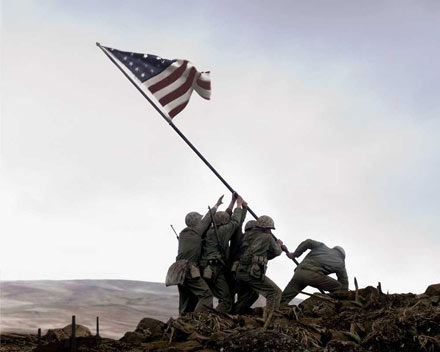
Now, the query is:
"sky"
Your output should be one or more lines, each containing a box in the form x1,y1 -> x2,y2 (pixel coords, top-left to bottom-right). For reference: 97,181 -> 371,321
1,0 -> 439,296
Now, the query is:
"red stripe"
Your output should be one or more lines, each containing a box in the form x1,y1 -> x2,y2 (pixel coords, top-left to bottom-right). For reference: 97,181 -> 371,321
149,61 -> 188,94
169,101 -> 189,118
196,78 -> 210,90
159,67 -> 197,106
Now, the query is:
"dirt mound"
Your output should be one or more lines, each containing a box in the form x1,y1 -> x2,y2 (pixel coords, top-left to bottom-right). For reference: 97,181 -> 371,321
2,283 -> 439,351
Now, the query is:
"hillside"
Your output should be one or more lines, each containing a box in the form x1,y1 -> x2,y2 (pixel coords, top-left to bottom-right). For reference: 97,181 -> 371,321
0,279 -> 277,339
1,283 -> 439,351
0,280 -> 178,339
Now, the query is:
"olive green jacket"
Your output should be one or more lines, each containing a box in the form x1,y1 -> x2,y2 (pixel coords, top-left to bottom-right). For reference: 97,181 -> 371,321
228,208 -> 248,266
176,209 -> 216,265
238,229 -> 282,266
293,239 -> 348,289
200,208 -> 244,265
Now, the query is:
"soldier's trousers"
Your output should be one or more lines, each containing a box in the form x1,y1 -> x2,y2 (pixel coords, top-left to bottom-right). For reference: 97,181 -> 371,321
234,269 -> 281,314
178,275 -> 213,315
204,269 -> 233,313
280,268 -> 343,306
233,280 -> 259,315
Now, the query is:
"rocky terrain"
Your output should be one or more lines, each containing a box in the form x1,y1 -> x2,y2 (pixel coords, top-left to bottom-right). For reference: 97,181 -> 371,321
1,283 -> 439,351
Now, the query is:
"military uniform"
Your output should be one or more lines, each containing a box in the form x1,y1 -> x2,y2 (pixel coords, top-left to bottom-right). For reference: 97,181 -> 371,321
281,239 -> 348,306
199,208 -> 244,312
234,228 -> 282,315
176,210 -> 216,315
225,207 -> 248,305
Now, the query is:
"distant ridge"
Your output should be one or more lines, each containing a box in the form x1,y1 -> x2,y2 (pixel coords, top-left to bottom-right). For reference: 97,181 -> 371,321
0,280 -> 179,339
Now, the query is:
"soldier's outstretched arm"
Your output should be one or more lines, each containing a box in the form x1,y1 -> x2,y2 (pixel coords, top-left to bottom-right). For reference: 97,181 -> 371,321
223,196 -> 246,244
291,239 -> 323,258
336,267 -> 349,290
267,235 -> 283,260
225,192 -> 238,215
198,195 -> 224,234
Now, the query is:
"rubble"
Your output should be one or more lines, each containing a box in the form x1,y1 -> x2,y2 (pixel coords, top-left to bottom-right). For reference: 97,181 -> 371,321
1,283 -> 439,351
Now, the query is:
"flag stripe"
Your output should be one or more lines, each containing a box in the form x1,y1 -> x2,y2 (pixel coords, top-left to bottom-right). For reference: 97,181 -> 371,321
168,102 -> 189,118
149,61 -> 189,94
144,60 -> 183,87
196,78 -> 210,90
163,81 -> 197,113
150,63 -> 196,101
159,67 -> 197,106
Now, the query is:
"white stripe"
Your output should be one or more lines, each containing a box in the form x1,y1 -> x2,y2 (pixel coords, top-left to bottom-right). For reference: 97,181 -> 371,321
102,47 -> 172,121
152,62 -> 196,100
194,75 -> 211,99
162,75 -> 198,112
194,86 -> 211,99
144,60 -> 185,87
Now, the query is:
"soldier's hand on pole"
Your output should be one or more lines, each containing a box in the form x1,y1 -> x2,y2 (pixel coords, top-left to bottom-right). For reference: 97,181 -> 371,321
286,252 -> 295,259
232,192 -> 238,200
237,195 -> 245,208
276,239 -> 284,246
216,195 -> 224,207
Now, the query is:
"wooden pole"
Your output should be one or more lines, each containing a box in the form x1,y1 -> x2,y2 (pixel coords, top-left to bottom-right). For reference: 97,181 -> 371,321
37,328 -> 41,345
71,315 -> 76,352
96,316 -> 100,337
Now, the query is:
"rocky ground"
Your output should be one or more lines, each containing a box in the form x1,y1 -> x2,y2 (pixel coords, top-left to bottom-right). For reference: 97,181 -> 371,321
1,283 -> 439,351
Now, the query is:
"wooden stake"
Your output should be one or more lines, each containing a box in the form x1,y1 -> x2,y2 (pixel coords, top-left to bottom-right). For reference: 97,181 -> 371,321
354,277 -> 359,303
71,315 -> 77,352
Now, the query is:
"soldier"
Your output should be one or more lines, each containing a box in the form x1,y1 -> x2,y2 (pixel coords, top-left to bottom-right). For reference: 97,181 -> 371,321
234,215 -> 283,321
232,220 -> 259,314
199,193 -> 247,313
280,239 -> 348,306
224,196 -> 248,304
175,195 -> 224,315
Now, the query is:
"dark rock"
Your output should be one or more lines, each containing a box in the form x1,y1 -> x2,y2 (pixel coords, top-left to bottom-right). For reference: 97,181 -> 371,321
135,317 -> 165,339
330,290 -> 351,300
425,283 -> 440,297
120,331 -> 146,343
45,324 -> 91,341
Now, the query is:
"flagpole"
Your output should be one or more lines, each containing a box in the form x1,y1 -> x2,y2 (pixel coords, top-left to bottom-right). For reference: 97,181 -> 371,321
96,42 -> 297,261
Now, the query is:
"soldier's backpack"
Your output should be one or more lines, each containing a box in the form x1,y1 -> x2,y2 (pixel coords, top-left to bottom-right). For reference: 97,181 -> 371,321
165,259 -> 188,286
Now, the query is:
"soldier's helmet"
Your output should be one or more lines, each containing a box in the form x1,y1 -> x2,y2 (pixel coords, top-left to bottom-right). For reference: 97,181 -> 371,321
333,246 -> 346,259
244,220 -> 257,231
185,212 -> 203,227
214,211 -> 230,226
256,215 -> 275,230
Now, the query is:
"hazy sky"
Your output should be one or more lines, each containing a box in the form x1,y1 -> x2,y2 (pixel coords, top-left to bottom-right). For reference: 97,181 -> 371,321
1,0 -> 439,296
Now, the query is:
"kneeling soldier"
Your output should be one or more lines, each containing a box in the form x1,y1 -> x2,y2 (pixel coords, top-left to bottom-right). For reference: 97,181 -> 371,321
281,239 -> 348,306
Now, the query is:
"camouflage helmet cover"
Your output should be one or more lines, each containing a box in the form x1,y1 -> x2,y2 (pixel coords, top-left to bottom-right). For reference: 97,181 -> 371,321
214,211 -> 230,226
185,212 -> 203,227
333,246 -> 346,259
256,215 -> 275,230
244,220 -> 257,231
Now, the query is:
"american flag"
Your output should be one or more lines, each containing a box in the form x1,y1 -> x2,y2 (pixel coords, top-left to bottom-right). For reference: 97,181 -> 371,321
101,46 -> 211,119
